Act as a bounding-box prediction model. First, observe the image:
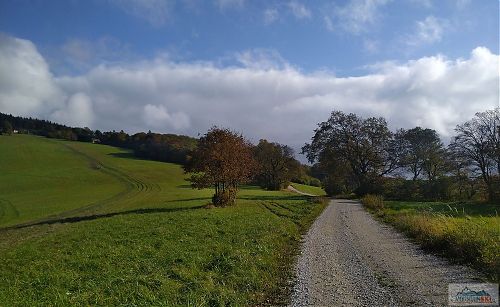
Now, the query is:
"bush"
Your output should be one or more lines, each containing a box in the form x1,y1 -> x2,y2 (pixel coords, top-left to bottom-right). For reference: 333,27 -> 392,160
361,194 -> 384,211
309,178 -> 322,187
212,188 -> 237,207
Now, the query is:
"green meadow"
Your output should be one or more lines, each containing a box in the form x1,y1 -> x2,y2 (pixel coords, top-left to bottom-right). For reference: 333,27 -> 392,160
378,201 -> 499,281
0,135 -> 327,306
289,183 -> 327,196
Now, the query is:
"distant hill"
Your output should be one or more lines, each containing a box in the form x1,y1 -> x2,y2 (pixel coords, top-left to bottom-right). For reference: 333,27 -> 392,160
0,112 -> 197,165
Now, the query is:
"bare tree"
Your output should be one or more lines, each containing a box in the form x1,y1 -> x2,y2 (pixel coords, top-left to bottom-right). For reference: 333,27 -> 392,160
449,108 -> 500,201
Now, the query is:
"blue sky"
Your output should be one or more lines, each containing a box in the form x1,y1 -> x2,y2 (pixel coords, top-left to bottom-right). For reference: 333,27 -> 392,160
1,0 -> 497,75
0,0 -> 499,155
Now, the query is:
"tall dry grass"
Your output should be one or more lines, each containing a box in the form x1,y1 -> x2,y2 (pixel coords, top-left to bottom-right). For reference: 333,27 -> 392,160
388,210 -> 499,281
361,194 -> 385,211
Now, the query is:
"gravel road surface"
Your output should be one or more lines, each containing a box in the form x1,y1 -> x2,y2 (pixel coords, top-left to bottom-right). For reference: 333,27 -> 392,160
290,199 -> 483,306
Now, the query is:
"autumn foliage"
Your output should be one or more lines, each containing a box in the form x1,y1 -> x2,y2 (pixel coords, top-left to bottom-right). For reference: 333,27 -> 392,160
185,127 -> 256,207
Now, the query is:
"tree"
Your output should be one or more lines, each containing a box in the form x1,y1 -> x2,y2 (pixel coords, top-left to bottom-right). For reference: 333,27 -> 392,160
449,108 -> 500,202
448,149 -> 479,200
184,127 -> 256,206
396,127 -> 446,181
2,120 -> 13,135
302,111 -> 400,195
254,139 -> 298,190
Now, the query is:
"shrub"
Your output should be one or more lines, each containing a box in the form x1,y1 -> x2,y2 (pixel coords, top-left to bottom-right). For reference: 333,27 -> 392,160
309,178 -> 322,187
361,194 -> 384,211
212,188 -> 237,207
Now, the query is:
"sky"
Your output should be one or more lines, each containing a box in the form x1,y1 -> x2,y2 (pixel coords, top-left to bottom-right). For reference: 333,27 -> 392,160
0,0 -> 499,159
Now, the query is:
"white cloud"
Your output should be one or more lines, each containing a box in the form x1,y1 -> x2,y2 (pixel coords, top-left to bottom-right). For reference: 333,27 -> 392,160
143,104 -> 190,130
0,34 -> 498,156
52,93 -> 94,128
324,16 -> 335,31
288,1 -> 312,19
330,0 -> 391,34
62,39 -> 93,62
264,8 -> 279,24
234,49 -> 291,70
407,16 -> 447,46
109,0 -> 173,26
0,34 -> 63,117
59,37 -> 132,73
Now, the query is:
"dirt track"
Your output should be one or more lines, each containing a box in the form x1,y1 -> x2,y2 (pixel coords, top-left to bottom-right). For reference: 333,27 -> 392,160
290,199 -> 483,306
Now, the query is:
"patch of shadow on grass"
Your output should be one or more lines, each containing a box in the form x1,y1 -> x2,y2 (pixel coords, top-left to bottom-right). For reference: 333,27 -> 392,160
239,195 -> 307,201
239,185 -> 262,190
2,205 -> 205,230
107,152 -> 146,161
165,197 -> 211,203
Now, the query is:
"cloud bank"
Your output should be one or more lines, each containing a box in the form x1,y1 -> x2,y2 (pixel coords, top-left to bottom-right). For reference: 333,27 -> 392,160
0,33 -> 498,156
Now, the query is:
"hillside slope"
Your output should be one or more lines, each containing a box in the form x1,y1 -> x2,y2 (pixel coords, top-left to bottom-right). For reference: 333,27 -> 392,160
0,135 -> 209,228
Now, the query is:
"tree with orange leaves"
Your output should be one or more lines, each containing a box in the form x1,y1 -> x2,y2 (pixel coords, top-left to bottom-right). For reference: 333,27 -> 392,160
185,127 -> 256,207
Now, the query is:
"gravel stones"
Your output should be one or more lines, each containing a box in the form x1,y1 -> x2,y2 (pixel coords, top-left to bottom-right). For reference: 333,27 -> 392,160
290,199 -> 482,307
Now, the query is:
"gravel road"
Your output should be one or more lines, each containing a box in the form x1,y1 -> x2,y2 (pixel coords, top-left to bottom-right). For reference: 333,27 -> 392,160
290,199 -> 483,306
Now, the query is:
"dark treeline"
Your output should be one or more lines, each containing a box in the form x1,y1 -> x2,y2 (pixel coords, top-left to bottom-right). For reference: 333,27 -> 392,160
303,109 -> 500,203
100,130 -> 197,164
0,113 -> 197,165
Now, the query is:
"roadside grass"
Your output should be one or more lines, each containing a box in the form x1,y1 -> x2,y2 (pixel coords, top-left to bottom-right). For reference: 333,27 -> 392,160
289,182 -> 327,196
368,200 -> 499,282
0,135 -> 328,305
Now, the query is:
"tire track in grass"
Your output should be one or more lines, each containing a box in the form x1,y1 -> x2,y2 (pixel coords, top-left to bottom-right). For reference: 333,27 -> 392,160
0,198 -> 19,224
260,202 -> 301,226
0,141 -> 160,230
58,142 -> 161,213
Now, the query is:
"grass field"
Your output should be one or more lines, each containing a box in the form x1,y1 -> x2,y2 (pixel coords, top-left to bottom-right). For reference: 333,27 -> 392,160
290,183 -> 326,196
372,200 -> 499,281
0,135 -> 327,306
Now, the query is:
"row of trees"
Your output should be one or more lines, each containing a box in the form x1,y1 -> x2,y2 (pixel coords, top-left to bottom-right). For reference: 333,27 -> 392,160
185,127 -> 312,206
99,130 -> 197,164
302,108 -> 500,202
1,120 -> 13,135
0,113 -> 197,165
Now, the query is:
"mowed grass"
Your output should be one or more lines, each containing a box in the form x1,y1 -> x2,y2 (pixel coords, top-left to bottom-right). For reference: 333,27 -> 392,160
0,135 -> 327,305
290,182 -> 326,196
0,135 -> 125,226
378,201 -> 499,281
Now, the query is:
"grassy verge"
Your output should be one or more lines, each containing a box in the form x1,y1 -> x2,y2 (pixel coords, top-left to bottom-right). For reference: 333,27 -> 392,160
289,183 -> 327,196
0,135 -> 328,306
362,198 -> 499,282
